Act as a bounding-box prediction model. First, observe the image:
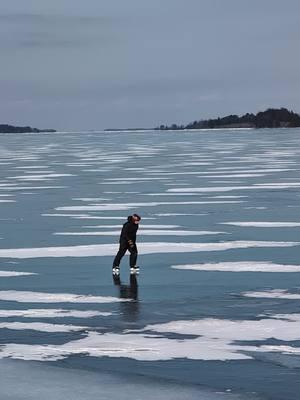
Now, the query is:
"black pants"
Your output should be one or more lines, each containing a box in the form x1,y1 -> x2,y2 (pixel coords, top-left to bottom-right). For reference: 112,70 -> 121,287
113,241 -> 138,268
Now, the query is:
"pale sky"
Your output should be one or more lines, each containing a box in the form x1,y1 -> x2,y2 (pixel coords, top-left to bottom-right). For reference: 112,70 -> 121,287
1,0 -> 299,130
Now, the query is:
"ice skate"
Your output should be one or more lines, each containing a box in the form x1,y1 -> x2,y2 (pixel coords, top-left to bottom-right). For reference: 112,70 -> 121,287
130,266 -> 140,275
112,266 -> 120,276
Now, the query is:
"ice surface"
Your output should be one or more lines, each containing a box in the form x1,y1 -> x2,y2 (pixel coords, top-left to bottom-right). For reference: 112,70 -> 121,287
0,359 -> 245,400
1,129 -> 300,399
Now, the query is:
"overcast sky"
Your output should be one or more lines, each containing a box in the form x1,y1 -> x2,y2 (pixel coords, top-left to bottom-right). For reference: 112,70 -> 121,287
1,0 -> 300,130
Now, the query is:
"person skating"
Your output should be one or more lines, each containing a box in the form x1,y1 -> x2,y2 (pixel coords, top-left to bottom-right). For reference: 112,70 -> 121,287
112,214 -> 141,275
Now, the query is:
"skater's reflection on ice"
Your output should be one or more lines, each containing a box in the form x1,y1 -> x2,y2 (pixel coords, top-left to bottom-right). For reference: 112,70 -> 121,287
113,274 -> 138,300
113,274 -> 139,322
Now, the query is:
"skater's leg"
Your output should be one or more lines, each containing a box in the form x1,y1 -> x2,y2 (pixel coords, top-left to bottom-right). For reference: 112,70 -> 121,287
113,242 -> 128,267
128,244 -> 138,267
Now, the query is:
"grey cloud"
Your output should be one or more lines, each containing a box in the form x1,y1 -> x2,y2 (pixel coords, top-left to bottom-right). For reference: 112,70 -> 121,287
0,13 -> 110,25
0,0 -> 300,129
0,13 -> 115,49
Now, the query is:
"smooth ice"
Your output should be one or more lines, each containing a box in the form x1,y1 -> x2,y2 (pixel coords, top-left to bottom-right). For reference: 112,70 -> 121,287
0,129 -> 300,400
0,359 -> 243,400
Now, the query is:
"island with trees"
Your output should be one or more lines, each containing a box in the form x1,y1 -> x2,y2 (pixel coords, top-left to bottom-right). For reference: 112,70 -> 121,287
0,124 -> 56,133
157,108 -> 300,130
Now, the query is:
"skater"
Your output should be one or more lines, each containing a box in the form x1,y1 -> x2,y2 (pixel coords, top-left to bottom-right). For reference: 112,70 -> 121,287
112,213 -> 141,275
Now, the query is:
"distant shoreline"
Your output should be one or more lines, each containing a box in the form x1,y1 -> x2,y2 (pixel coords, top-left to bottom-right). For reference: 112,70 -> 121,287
3,107 -> 300,133
106,108 -> 300,132
0,124 -> 56,134
156,108 -> 300,131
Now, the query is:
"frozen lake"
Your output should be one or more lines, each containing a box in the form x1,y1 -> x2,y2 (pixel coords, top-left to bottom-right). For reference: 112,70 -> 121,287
0,128 -> 299,399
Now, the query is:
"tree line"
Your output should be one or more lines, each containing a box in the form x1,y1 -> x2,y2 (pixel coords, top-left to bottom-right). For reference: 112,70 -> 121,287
0,124 -> 56,133
157,108 -> 300,130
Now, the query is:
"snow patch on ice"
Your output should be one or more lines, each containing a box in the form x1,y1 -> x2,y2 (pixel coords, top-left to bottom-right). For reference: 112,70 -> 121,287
222,221 -> 300,227
0,309 -> 112,318
171,262 -> 300,272
0,291 -> 130,303
0,241 -> 297,259
0,321 -> 86,332
56,200 -> 243,211
54,230 -> 226,236
167,183 -> 300,193
1,314 -> 299,362
242,290 -> 300,299
0,271 -> 36,277
83,224 -> 180,229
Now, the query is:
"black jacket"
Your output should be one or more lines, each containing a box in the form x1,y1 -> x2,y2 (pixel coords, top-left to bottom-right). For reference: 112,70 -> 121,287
120,216 -> 139,244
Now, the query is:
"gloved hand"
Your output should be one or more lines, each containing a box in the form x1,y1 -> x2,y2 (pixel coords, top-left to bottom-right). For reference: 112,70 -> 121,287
128,240 -> 135,249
